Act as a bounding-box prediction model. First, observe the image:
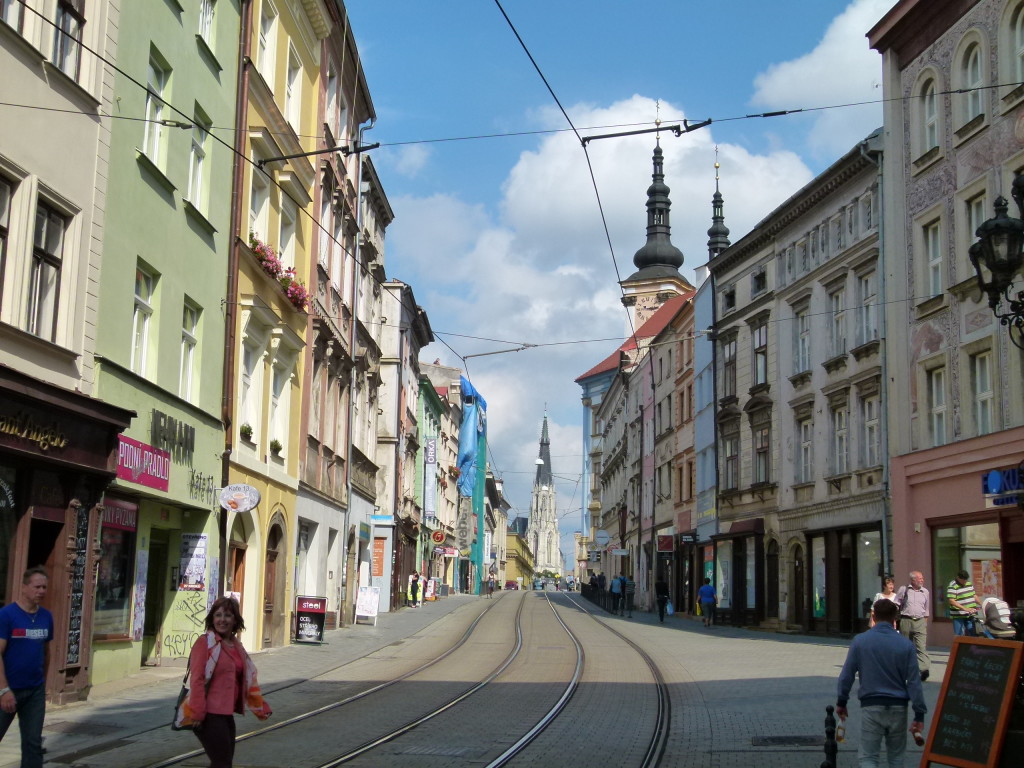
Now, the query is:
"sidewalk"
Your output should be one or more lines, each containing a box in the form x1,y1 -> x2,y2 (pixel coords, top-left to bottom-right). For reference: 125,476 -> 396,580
0,594 -> 476,768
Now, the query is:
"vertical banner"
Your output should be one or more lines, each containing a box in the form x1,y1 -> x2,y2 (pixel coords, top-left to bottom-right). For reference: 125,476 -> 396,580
179,533 -> 208,591
132,550 -> 148,641
424,437 -> 437,516
372,538 -> 386,578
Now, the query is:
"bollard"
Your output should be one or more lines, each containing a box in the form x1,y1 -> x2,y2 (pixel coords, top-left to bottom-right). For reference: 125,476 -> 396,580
820,704 -> 838,768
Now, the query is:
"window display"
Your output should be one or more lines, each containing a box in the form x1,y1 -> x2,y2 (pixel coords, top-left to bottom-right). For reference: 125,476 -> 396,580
94,498 -> 138,636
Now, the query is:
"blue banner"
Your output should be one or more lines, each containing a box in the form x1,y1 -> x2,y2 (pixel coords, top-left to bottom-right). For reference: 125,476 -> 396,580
456,376 -> 486,497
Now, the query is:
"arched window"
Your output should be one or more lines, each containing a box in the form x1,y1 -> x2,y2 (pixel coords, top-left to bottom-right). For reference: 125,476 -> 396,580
922,79 -> 938,151
1013,4 -> 1024,82
963,43 -> 983,121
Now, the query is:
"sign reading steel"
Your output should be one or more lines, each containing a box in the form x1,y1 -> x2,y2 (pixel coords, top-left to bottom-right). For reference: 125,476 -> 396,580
219,484 -> 260,513
295,595 -> 327,644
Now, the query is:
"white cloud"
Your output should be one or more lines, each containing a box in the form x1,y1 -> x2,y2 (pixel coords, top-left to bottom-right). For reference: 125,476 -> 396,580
750,0 -> 890,158
394,144 -> 431,177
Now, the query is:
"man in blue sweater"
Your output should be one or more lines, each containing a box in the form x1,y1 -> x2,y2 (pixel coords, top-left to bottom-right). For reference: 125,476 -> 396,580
836,598 -> 927,767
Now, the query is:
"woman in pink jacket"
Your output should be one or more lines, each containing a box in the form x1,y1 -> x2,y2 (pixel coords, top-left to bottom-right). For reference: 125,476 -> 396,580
179,597 -> 272,768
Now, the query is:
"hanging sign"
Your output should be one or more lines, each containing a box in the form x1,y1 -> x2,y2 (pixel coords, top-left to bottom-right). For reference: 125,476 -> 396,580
219,484 -> 260,513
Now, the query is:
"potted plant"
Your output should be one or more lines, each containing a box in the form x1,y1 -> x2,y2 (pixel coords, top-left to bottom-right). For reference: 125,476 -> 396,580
239,423 -> 253,442
249,232 -> 283,280
278,267 -> 309,312
269,438 -> 283,456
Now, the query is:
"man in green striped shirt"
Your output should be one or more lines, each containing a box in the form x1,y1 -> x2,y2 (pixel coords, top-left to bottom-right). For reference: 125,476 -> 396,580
945,569 -> 978,637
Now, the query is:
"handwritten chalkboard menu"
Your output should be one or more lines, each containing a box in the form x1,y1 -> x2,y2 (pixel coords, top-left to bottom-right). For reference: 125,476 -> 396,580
66,504 -> 89,666
922,637 -> 1024,768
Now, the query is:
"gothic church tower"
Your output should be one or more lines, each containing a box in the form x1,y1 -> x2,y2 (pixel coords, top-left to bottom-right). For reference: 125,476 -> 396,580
527,414 -> 561,574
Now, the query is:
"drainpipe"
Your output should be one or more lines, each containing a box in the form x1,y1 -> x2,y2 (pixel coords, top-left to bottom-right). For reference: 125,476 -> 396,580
220,0 -> 253,594
860,137 -> 890,576
342,114 -> 375,623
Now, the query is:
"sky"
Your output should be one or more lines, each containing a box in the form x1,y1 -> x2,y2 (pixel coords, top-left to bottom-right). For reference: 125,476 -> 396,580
345,0 -> 895,568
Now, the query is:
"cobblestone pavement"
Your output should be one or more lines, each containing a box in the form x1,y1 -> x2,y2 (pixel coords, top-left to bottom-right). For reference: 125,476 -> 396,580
0,591 -> 950,768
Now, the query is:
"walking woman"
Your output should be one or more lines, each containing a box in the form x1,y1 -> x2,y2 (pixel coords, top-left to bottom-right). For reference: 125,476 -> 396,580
176,597 -> 272,767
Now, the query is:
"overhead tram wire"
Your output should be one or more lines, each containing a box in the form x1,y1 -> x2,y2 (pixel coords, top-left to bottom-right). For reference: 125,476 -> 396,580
14,0 -> 469,368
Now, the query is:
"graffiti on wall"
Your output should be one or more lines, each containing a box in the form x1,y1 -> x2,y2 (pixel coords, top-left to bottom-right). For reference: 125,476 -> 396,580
162,631 -> 199,657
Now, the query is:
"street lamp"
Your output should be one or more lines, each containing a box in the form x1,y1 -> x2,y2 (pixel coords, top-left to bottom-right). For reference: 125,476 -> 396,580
969,174 -> 1024,349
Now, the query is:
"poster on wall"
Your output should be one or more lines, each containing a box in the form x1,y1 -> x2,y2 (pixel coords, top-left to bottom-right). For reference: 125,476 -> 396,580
179,533 -> 208,591
207,555 -> 219,612
132,550 -> 148,641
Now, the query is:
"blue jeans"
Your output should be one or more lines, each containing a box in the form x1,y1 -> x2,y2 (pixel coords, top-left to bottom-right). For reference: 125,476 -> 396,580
0,685 -> 46,768
952,616 -> 976,636
859,704 -> 908,768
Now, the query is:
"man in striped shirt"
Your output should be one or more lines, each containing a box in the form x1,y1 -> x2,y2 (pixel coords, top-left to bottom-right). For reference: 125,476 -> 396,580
945,570 -> 978,637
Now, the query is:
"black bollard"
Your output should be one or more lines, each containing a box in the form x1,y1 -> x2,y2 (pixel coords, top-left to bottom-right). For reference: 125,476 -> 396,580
820,704 -> 838,768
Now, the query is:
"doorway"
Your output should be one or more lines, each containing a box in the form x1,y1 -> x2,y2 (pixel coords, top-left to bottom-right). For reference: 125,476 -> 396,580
142,530 -> 168,664
766,540 -> 779,619
792,543 -> 806,626
262,522 -> 284,647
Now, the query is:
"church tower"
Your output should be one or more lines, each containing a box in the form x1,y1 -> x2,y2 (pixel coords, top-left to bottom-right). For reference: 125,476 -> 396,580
527,413 -> 560,574
620,139 -> 695,334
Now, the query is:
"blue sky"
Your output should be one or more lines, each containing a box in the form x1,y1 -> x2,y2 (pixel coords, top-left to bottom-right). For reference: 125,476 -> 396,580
346,0 -> 894,565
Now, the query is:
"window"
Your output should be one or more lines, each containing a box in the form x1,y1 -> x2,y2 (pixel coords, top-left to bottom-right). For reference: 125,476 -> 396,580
94,499 -> 138,637
143,57 -> 168,165
239,341 -> 260,439
279,199 -> 296,269
723,434 -> 738,490
318,188 -> 332,268
249,160 -> 270,239
28,202 -> 65,342
721,337 -> 736,398
285,47 -> 301,128
795,308 -> 811,373
798,418 -> 813,483
187,114 -> 210,210
180,302 -> 200,402
971,351 -> 993,436
928,367 -> 947,447
0,178 -> 11,298
270,363 -> 289,454
1015,5 -> 1024,83
932,523 -> 1001,619
722,287 -> 736,312
830,289 -> 846,357
753,425 -> 770,484
857,271 -> 878,345
199,0 -> 215,47
2,0 -> 23,29
753,319 -> 768,385
922,79 -> 938,151
967,194 -> 986,246
924,220 -> 942,296
861,395 -> 880,467
256,1 -> 277,87
799,240 -> 809,271
752,269 -> 767,295
131,265 -> 156,375
962,43 -> 984,123
53,1 -> 85,81
326,64 -> 339,136
831,406 -> 848,475
688,459 -> 696,500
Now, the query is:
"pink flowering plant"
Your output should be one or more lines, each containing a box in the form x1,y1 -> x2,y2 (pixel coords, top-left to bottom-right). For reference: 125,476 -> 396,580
249,232 -> 283,280
279,268 -> 309,312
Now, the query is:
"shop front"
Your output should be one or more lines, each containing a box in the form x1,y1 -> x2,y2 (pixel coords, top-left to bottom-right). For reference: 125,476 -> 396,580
713,518 -> 764,627
0,366 -> 133,703
891,426 -> 1024,648
801,524 -> 884,636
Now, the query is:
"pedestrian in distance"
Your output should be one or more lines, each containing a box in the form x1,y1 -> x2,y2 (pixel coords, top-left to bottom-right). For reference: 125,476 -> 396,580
654,575 -> 669,623
895,571 -> 931,681
870,576 -> 899,627
697,577 -> 718,627
487,575 -> 495,598
836,598 -> 927,768
978,596 -> 1017,640
624,575 -> 636,618
410,572 -> 420,607
0,566 -> 53,768
945,569 -> 978,637
177,597 -> 272,768
609,573 -> 623,615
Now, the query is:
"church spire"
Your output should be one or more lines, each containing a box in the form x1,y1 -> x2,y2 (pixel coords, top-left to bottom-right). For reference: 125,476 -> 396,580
707,147 -> 731,259
629,139 -> 685,277
534,412 -> 553,487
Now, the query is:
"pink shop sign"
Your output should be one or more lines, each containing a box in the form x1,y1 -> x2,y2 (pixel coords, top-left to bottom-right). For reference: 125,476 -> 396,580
116,435 -> 170,491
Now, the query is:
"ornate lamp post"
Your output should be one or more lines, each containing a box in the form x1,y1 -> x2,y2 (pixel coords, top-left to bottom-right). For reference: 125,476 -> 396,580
969,174 -> 1024,349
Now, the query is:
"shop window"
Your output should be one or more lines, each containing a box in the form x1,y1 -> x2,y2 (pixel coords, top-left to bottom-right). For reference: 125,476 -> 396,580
932,523 -> 1001,619
812,536 -> 826,618
94,499 -> 138,637
857,530 -> 883,621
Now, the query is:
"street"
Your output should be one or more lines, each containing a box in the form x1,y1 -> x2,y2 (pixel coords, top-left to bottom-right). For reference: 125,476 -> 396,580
0,592 -> 947,768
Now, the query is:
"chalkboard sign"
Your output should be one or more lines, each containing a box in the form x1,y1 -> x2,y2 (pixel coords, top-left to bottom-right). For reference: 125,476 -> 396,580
66,504 -> 89,666
295,595 -> 326,644
922,637 -> 1024,768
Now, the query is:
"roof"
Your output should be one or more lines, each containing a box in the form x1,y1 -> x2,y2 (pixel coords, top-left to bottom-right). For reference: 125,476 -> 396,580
575,291 -> 694,382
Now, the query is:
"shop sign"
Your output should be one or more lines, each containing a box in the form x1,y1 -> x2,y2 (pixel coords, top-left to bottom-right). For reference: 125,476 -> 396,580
982,466 -> 1023,508
0,409 -> 68,452
189,468 -> 217,506
116,435 -> 170,491
424,437 -> 437,516
219,483 -> 260,513
150,409 -> 195,465
295,596 -> 327,644
102,497 -> 138,531
431,530 -> 445,544
679,534 -> 695,543
657,535 -> 674,552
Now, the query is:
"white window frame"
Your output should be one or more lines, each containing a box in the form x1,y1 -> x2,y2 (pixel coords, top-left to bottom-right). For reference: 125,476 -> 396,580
963,43 -> 984,122
928,367 -> 947,448
795,309 -> 811,373
249,157 -> 270,239
199,0 -> 215,47
285,46 -> 301,128
279,198 -> 296,270
862,395 -> 880,468
28,201 -> 66,342
721,337 -> 736,397
180,302 -> 199,402
187,115 -> 210,210
1016,5 -> 1024,83
256,0 -> 277,88
925,220 -> 942,296
753,424 -> 770,484
1,0 -> 23,29
723,434 -> 738,490
53,0 -> 84,81
971,351 -> 993,436
131,265 -> 156,376
923,79 -> 938,151
857,271 -> 878,345
830,289 -> 846,357
798,418 -> 814,484
144,56 -> 168,165
831,406 -> 848,476
753,319 -> 768,385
